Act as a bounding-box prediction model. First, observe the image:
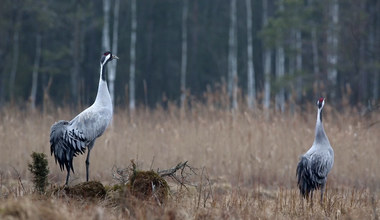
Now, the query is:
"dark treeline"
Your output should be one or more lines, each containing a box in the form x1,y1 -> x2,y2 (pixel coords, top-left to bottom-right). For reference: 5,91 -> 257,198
0,0 -> 379,111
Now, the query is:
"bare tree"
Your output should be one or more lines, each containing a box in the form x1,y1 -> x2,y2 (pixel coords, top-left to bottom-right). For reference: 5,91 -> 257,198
327,0 -> 339,99
309,0 -> 320,91
295,30 -> 302,102
246,0 -> 256,109
262,0 -> 271,110
228,0 -> 238,110
275,0 -> 285,113
102,0 -> 111,55
180,0 -> 188,110
9,11 -> 22,103
129,0 -> 137,111
71,3 -> 83,107
108,0 -> 120,106
29,34 -> 42,110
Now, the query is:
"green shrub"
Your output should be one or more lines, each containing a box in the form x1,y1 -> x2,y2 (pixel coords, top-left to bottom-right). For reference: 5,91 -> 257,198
28,152 -> 49,193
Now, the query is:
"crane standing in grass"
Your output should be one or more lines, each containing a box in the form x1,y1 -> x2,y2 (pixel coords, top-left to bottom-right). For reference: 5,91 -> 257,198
50,51 -> 118,185
296,97 -> 334,204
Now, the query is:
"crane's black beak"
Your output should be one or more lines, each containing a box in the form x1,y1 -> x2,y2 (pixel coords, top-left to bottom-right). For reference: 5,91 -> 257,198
112,55 -> 119,60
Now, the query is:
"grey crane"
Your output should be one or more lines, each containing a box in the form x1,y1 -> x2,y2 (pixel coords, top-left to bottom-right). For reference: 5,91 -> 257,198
296,97 -> 334,203
50,51 -> 118,185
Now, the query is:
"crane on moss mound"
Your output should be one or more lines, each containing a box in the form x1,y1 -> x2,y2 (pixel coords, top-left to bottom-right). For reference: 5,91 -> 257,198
50,51 -> 118,185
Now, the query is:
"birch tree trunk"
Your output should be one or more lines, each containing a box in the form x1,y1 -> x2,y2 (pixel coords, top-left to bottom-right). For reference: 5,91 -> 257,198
327,0 -> 339,99
102,0 -> 111,54
275,0 -> 285,112
309,0 -> 319,92
129,0 -> 137,111
108,0 -> 120,106
275,46 -> 285,112
370,13 -> 378,101
262,0 -> 271,110
228,0 -> 238,110
295,30 -> 302,102
71,3 -> 81,107
9,12 -> 21,103
29,34 -> 42,110
180,0 -> 188,110
311,27 -> 320,89
246,0 -> 256,109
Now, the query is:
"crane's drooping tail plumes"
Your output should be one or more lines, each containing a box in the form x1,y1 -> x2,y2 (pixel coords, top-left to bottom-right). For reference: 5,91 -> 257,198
50,120 -> 87,173
296,156 -> 325,198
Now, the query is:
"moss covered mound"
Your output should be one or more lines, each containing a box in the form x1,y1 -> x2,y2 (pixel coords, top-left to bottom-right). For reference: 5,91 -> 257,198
128,170 -> 169,203
50,181 -> 106,200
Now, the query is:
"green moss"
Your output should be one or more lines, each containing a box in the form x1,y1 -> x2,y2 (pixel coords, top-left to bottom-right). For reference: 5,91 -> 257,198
128,170 -> 169,203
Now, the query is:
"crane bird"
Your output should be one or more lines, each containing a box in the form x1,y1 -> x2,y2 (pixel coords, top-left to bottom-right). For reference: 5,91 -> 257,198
296,97 -> 334,204
50,51 -> 118,185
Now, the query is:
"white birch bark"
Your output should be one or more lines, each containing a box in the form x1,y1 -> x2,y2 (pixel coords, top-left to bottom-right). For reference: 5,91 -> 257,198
108,0 -> 120,106
228,0 -> 238,110
102,0 -> 111,53
275,46 -> 285,112
9,13 -> 21,102
370,18 -> 378,101
262,0 -> 271,110
295,29 -> 302,102
180,0 -> 188,110
275,0 -> 285,112
308,0 -> 320,91
129,0 -> 137,111
327,0 -> 339,98
246,0 -> 256,109
29,34 -> 42,110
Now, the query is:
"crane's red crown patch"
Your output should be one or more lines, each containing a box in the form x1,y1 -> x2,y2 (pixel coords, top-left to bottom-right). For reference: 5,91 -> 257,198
319,97 -> 324,103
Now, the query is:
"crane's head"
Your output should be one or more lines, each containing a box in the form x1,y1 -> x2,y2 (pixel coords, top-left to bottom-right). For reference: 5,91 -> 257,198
100,51 -> 119,66
316,97 -> 325,109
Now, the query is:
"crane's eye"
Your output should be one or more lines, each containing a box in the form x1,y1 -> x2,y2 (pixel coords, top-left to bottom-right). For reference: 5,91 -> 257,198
103,52 -> 111,56
319,97 -> 324,103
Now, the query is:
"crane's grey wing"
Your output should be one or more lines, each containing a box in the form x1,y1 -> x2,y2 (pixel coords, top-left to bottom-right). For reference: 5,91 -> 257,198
309,151 -> 334,184
70,108 -> 112,141
50,120 -> 89,172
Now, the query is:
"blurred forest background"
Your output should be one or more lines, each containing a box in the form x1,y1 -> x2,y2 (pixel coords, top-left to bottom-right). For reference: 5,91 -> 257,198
0,0 -> 379,112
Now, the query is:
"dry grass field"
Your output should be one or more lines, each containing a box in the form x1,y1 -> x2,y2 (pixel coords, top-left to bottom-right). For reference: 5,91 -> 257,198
0,102 -> 380,219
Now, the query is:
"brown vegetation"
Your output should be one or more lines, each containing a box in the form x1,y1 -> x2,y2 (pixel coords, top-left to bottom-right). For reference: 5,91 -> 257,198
0,103 -> 380,219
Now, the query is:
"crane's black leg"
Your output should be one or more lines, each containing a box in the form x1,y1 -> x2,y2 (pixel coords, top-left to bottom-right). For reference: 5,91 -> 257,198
85,141 -> 95,182
65,167 -> 70,186
320,182 -> 326,205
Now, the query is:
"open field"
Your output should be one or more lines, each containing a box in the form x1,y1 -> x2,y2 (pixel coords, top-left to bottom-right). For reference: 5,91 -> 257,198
0,104 -> 380,219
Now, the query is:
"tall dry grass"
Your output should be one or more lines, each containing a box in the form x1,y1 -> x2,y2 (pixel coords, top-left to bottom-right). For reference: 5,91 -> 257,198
0,101 -> 379,219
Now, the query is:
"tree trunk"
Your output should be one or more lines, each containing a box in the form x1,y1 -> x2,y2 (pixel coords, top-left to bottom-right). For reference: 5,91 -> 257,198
246,0 -> 256,109
370,10 -> 378,102
180,0 -> 188,110
311,27 -> 320,89
129,0 -> 137,111
228,0 -> 238,110
29,34 -> 42,110
275,46 -> 285,112
108,0 -> 120,106
71,3 -> 82,107
262,0 -> 271,110
275,0 -> 285,113
327,0 -> 339,99
295,29 -> 302,102
102,0 -> 111,52
9,12 -> 22,103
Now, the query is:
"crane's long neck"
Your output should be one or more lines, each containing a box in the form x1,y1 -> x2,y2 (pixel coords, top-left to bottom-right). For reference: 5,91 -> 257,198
314,108 -> 329,146
94,63 -> 112,108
